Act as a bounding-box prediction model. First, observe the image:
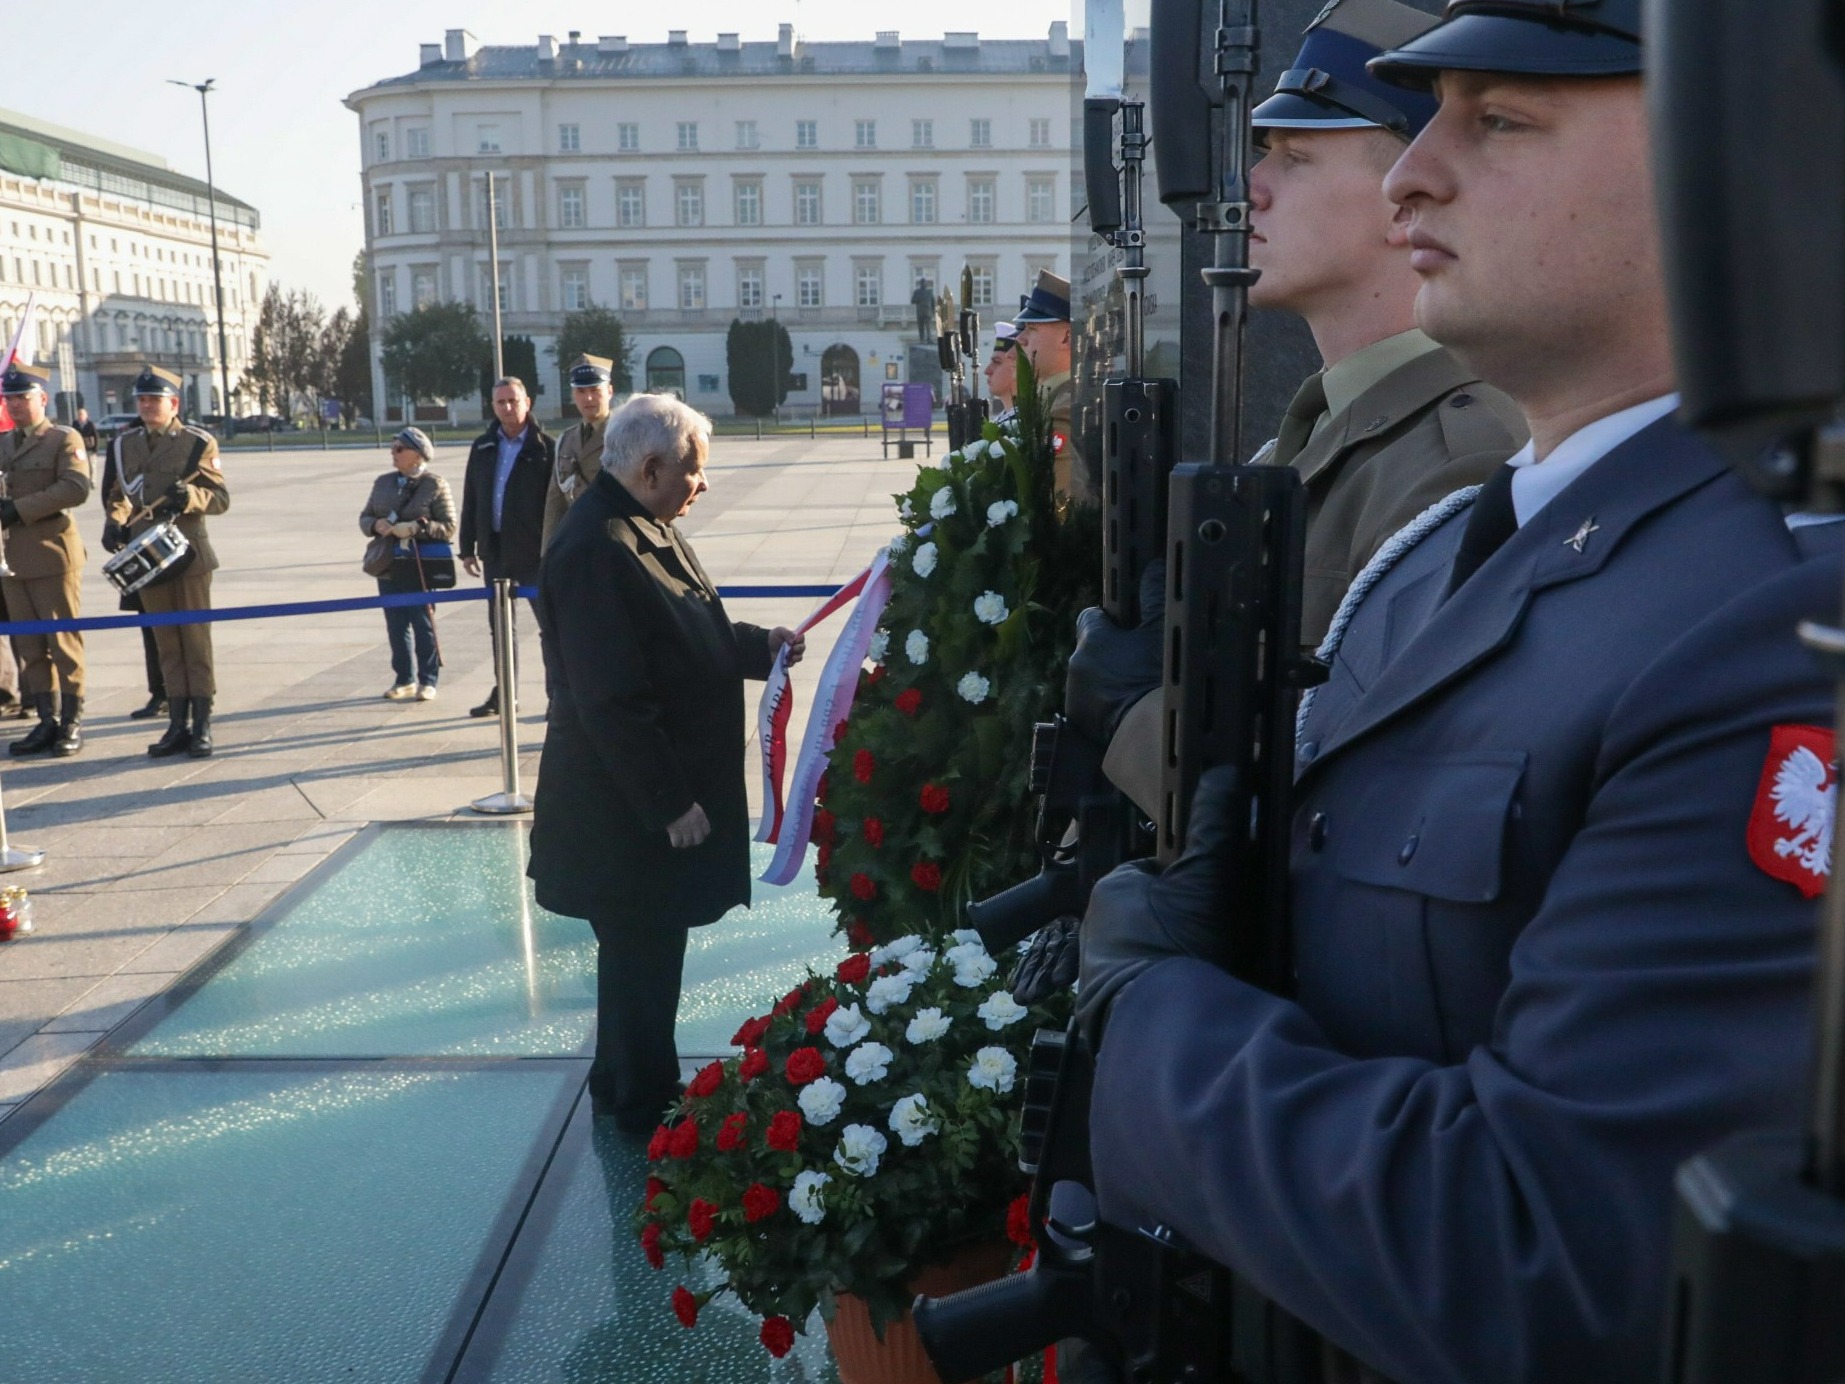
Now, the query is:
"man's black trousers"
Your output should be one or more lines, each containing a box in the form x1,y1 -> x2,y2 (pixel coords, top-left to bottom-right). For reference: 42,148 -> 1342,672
587,916 -> 689,1129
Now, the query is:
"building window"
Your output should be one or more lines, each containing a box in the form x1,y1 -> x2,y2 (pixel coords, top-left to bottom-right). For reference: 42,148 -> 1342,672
677,121 -> 699,152
616,181 -> 645,227
794,181 -> 822,226
407,127 -> 430,158
374,189 -> 394,236
1027,178 -> 1055,223
967,179 -> 995,224
620,266 -> 647,311
618,123 -> 640,152
373,130 -> 390,162
558,185 -> 586,228
411,269 -> 437,308
797,265 -> 823,308
738,266 -> 763,309
1029,118 -> 1053,148
970,118 -> 991,148
969,265 -> 995,307
910,180 -> 937,225
855,119 -> 877,149
736,120 -> 758,150
734,180 -> 762,227
408,188 -> 436,233
647,346 -> 686,396
913,119 -> 934,149
853,180 -> 881,225
477,124 -> 502,154
676,182 -> 704,227
480,264 -> 513,313
795,119 -> 818,149
561,267 -> 589,310
476,180 -> 510,229
559,123 -> 580,152
678,264 -> 706,310
854,264 -> 882,308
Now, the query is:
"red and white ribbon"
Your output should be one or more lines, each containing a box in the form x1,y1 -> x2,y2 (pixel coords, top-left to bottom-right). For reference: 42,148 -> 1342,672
756,545 -> 896,885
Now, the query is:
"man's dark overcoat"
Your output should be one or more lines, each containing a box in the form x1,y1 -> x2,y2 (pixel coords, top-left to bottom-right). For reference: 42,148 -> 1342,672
529,470 -> 771,925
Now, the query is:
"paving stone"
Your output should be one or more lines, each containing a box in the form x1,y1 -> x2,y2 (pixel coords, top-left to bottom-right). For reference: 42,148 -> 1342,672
41,970 -> 179,1033
0,1030 -> 103,1103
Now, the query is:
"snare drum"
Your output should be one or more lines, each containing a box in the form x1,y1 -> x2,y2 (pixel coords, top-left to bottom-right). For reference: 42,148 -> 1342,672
103,521 -> 192,596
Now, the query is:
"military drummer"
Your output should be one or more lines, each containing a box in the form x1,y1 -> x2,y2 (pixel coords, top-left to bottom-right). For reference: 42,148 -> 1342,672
542,353 -> 615,553
0,362 -> 91,757
102,366 -> 229,758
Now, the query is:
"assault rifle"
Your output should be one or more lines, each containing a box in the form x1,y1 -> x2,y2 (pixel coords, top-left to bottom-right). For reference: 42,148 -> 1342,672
941,265 -> 989,452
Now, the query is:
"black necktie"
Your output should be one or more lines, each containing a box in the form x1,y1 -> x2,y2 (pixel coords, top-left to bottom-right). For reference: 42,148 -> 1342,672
1446,465 -> 1520,595
1273,372 -> 1328,467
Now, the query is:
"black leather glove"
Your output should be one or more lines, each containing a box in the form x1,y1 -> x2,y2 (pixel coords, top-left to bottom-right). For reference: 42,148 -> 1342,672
101,520 -> 127,553
1075,764 -> 1239,1050
1010,916 -> 1081,1005
1064,560 -> 1166,746
163,479 -> 192,515
0,499 -> 19,528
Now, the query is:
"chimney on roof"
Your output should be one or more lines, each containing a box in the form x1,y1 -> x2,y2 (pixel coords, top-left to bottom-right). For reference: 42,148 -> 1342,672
420,42 -> 442,66
538,34 -> 557,61
875,30 -> 900,50
598,34 -> 628,54
567,30 -> 581,46
668,29 -> 688,45
777,23 -> 796,57
944,31 -> 979,49
444,29 -> 477,62
1048,20 -> 1069,56
717,31 -> 740,51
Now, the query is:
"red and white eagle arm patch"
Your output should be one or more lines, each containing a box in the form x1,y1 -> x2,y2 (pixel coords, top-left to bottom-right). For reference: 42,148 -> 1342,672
1747,724 -> 1838,898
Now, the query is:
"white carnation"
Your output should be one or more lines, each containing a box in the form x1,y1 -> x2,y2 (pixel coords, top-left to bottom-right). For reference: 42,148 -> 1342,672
844,1041 -> 894,1085
865,973 -> 916,1015
899,946 -> 937,977
798,1076 -> 848,1126
867,629 -> 890,662
905,630 -> 930,665
952,929 -> 983,946
899,498 -> 915,521
930,487 -> 958,520
912,542 -> 939,578
953,952 -> 998,989
986,499 -> 1019,528
956,672 -> 992,705
888,1093 -> 941,1148
823,1002 -> 871,1048
870,935 -> 926,967
967,1046 -> 1019,1094
973,591 -> 1009,626
834,1123 -> 889,1178
963,439 -> 989,461
906,1007 -> 951,1044
790,1169 -> 831,1224
888,533 -> 909,557
977,991 -> 1029,1030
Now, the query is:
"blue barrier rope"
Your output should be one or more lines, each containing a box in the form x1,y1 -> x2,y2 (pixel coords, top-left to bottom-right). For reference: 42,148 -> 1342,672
0,582 -> 842,636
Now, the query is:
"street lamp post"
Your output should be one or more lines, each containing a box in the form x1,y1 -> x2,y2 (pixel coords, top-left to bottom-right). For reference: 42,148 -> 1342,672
168,79 -> 233,420
771,293 -> 784,424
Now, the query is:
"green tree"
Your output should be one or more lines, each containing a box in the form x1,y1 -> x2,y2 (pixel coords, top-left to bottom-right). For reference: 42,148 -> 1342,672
549,305 -> 634,395
380,302 -> 489,406
725,318 -> 793,417
327,306 -> 372,422
478,335 -> 541,417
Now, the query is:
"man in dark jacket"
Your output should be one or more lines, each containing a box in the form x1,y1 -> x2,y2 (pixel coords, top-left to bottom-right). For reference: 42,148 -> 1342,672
458,376 -> 553,718
530,393 -> 804,1132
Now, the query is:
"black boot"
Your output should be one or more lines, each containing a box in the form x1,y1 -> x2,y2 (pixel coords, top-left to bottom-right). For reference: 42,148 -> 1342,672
147,705 -> 192,758
469,686 -> 500,719
10,694 -> 58,756
186,696 -> 214,758
129,693 -> 169,721
49,695 -> 82,758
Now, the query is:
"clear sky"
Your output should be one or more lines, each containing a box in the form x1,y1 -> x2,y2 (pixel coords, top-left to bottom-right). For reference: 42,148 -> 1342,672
6,0 -> 1078,312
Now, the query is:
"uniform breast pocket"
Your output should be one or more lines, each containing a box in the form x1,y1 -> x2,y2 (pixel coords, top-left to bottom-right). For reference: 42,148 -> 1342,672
1337,753 -> 1526,902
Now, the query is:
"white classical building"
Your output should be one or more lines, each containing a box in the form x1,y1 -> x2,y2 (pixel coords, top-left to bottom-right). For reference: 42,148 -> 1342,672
346,24 -> 1077,420
0,108 -> 267,418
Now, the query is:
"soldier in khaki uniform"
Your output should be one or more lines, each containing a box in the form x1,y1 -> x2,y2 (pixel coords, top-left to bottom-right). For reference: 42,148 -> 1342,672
541,354 -> 615,552
102,366 -> 230,758
0,362 -> 91,756
1011,271 -> 1093,509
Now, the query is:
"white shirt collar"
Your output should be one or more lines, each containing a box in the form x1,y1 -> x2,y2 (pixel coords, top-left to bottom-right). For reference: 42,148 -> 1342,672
1506,393 -> 1680,527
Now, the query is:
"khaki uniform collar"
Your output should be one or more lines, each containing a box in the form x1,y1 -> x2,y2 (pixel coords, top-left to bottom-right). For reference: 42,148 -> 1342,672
1290,344 -> 1481,488
145,418 -> 185,439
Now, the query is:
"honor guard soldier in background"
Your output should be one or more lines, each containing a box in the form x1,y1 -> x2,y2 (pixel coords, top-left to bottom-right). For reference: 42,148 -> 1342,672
1011,271 -> 1092,508
984,322 -> 1020,422
1073,1 -> 1844,1378
0,362 -> 91,757
542,354 -> 615,553
103,365 -> 229,758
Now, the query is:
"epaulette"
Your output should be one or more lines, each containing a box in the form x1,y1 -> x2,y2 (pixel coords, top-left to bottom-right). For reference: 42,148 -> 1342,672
1434,381 -> 1525,460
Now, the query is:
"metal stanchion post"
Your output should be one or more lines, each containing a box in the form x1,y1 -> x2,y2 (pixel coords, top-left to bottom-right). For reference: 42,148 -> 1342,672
0,769 -> 45,871
470,578 -> 534,815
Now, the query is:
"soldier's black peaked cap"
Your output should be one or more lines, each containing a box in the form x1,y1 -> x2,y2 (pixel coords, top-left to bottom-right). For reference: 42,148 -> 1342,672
132,364 -> 182,398
0,362 -> 50,395
1254,0 -> 1442,137
1368,0 -> 1642,89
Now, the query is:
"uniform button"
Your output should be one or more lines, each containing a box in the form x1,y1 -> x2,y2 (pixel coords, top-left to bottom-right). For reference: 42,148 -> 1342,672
1307,813 -> 1328,851
1398,835 -> 1419,864
1450,393 -> 1475,409
1298,740 -> 1318,765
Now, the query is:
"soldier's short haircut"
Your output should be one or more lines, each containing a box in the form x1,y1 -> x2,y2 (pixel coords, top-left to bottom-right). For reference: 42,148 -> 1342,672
602,392 -> 712,478
492,376 -> 528,396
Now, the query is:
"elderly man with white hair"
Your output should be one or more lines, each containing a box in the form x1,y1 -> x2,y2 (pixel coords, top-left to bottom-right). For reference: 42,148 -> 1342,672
528,393 -> 805,1131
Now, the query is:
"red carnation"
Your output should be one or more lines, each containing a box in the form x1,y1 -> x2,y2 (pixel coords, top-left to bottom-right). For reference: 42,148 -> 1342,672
645,1175 -> 667,1209
849,872 -> 877,901
817,771 -> 829,803
846,918 -> 874,949
773,984 -> 807,1017
687,1197 -> 718,1242
804,996 -> 840,1035
739,1046 -> 769,1081
766,1109 -> 803,1152
646,1124 -> 672,1162
815,841 -> 833,873
862,816 -> 885,848
785,1047 -> 826,1085
741,1183 -> 780,1223
836,952 -> 872,985
834,718 -> 853,746
894,687 -> 922,716
867,664 -> 887,685
730,1014 -> 771,1049
673,1285 -> 700,1328
1006,1194 -> 1035,1248
667,1120 -> 699,1160
812,808 -> 837,844
687,1061 -> 724,1099
760,1315 -> 796,1358
911,861 -> 943,893
641,1222 -> 665,1270
717,1112 -> 749,1151
854,749 -> 876,783
920,783 -> 951,815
